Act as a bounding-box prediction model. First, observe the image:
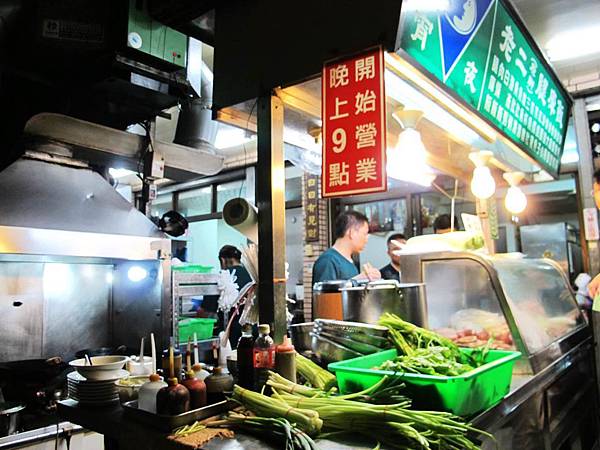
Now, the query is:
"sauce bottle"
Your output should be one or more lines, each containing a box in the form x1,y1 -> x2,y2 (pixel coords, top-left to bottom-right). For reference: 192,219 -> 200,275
253,324 -> 275,393
191,363 -> 210,381
156,347 -> 190,415
275,335 -> 296,383
204,367 -> 234,404
181,370 -> 207,409
181,348 -> 207,409
236,324 -> 255,389
138,374 -> 167,413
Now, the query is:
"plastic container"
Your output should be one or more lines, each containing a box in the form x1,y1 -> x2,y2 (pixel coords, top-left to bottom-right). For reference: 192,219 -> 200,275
181,371 -> 207,409
172,265 -> 213,273
275,336 -> 296,383
328,348 -> 521,416
179,318 -> 217,342
138,374 -> 167,413
205,367 -> 234,404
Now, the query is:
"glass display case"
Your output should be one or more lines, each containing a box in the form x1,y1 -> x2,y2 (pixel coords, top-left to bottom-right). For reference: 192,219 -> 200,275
400,252 -> 589,373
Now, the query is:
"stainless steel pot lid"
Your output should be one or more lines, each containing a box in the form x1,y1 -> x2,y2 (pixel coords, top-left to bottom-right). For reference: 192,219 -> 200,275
313,280 -> 352,292
341,281 -> 425,290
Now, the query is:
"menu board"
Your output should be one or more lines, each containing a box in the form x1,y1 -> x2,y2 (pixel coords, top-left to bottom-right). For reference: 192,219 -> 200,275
399,0 -> 571,177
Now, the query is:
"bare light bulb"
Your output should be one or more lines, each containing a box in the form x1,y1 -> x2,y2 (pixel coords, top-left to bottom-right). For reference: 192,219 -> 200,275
387,110 -> 436,186
505,186 -> 527,214
470,166 -> 496,199
503,171 -> 527,214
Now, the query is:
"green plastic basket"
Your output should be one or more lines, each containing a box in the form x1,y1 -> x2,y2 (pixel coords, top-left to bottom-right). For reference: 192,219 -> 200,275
172,264 -> 213,273
178,318 -> 217,342
328,348 -> 521,416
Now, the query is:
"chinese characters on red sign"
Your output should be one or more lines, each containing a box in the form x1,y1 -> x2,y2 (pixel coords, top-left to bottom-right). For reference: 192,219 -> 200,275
322,47 -> 387,197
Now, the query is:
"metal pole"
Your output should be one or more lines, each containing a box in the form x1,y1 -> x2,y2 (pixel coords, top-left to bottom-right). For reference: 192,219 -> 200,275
573,98 -> 600,275
256,94 -> 287,344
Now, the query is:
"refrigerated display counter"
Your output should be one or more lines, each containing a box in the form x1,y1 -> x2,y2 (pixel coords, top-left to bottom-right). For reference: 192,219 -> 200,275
400,251 -> 598,449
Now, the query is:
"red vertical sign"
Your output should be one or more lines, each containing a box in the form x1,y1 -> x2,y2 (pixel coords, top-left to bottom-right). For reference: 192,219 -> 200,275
322,47 -> 387,198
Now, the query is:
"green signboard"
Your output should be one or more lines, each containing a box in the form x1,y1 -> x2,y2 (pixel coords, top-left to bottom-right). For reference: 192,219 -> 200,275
399,0 -> 571,177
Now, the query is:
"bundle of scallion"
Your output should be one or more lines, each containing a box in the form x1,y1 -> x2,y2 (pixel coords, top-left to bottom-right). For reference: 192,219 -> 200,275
273,392 -> 489,450
296,353 -> 337,392
230,385 -> 323,435
208,413 -> 318,450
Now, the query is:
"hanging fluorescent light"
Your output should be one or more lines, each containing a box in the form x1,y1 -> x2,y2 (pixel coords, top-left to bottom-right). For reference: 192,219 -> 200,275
503,172 -> 527,214
387,109 -> 436,187
468,150 -> 496,199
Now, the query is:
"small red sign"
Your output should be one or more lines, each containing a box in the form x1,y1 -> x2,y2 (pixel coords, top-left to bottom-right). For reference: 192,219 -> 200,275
322,47 -> 387,198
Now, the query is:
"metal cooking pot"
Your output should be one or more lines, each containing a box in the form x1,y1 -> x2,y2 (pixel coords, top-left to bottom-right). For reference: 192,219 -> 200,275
341,280 -> 428,327
312,280 -> 351,320
0,402 -> 25,436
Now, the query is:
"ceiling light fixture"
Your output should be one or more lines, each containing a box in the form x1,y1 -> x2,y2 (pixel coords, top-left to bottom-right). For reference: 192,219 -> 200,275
387,109 -> 436,186
468,150 -> 496,199
503,172 -> 527,214
546,26 -> 600,62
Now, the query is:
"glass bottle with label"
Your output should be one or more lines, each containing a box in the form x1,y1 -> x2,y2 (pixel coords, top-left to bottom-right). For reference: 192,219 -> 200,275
253,324 -> 275,393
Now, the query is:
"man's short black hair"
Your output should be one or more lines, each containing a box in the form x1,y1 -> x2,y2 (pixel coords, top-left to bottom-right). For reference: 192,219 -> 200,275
387,233 -> 407,245
334,210 -> 369,240
594,169 -> 600,185
219,245 -> 242,261
433,214 -> 458,232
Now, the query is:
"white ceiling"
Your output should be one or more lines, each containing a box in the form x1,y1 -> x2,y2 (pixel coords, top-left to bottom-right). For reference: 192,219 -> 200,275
511,0 -> 600,84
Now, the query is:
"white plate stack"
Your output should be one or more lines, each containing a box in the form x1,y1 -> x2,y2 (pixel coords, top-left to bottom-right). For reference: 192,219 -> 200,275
67,370 -> 128,406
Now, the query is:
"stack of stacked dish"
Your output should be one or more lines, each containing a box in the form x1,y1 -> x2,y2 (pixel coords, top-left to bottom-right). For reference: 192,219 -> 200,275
68,356 -> 129,406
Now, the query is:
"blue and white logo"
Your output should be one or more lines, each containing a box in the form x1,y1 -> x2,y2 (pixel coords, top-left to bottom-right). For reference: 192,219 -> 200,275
440,0 -> 494,79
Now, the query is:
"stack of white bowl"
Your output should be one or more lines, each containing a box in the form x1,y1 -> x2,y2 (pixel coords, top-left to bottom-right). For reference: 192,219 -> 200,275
68,356 -> 129,406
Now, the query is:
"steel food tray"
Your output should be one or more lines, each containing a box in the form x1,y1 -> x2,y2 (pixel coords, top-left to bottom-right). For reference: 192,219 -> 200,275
314,319 -> 388,337
122,399 -> 235,431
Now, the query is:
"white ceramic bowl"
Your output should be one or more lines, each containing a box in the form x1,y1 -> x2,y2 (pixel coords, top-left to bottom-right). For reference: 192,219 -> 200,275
69,356 -> 129,380
115,375 -> 149,403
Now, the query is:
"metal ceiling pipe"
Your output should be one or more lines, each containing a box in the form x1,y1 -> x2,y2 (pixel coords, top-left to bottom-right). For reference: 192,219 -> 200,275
174,38 -> 218,152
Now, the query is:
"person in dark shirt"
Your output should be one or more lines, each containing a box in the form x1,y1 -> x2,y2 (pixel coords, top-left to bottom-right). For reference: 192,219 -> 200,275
380,233 -> 406,282
202,245 -> 253,349
312,210 -> 380,286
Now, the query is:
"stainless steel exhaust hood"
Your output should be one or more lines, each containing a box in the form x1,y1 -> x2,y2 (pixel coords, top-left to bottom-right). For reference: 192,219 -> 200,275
0,156 -> 169,260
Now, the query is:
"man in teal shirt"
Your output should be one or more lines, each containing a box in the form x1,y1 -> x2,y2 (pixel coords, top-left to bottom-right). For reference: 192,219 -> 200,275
312,210 -> 380,285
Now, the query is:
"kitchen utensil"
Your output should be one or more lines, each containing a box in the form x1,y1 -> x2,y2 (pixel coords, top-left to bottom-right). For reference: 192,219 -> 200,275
84,354 -> 93,366
310,332 -> 362,364
314,319 -> 389,337
122,399 -> 234,431
317,331 -> 381,355
341,281 -> 428,327
314,325 -> 390,348
69,356 -> 129,380
289,322 -> 314,352
0,402 -> 25,436
67,370 -> 126,406
193,332 -> 199,365
150,333 -> 157,374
